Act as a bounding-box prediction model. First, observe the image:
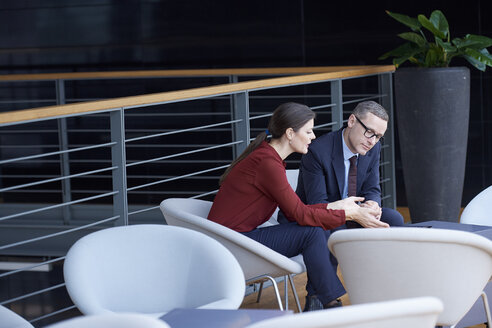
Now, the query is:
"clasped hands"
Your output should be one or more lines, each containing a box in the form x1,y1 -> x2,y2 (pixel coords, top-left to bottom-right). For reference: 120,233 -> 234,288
326,196 -> 389,228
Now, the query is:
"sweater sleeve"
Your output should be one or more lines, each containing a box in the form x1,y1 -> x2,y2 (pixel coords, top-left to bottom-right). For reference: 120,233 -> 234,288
255,157 -> 345,230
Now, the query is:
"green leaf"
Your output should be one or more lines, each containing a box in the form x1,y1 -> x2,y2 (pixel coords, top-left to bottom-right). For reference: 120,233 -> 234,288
429,10 -> 449,39
424,47 -> 441,66
418,14 -> 446,39
453,34 -> 492,50
463,54 -> 486,71
464,48 -> 492,67
386,11 -> 421,31
398,32 -> 427,47
389,46 -> 424,67
436,38 -> 456,53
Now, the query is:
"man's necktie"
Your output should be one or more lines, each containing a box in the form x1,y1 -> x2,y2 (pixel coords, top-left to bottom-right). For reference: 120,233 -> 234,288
348,156 -> 357,197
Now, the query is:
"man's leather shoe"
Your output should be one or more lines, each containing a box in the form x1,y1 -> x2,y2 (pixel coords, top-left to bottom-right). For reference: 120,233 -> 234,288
324,298 -> 343,309
303,295 -> 324,312
303,296 -> 343,312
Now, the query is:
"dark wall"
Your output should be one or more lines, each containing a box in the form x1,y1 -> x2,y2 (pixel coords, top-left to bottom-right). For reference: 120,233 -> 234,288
0,0 -> 491,205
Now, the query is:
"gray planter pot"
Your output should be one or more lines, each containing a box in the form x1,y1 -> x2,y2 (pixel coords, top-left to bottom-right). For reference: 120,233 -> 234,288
395,67 -> 470,223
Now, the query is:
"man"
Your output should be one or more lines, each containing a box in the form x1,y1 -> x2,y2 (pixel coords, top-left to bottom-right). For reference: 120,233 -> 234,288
279,100 -> 403,311
295,100 -> 403,226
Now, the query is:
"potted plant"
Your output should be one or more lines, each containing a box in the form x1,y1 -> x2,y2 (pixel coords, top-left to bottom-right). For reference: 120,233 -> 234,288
379,10 -> 492,223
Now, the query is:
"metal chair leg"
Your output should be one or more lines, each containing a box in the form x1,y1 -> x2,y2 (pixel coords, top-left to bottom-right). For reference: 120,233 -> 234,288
482,291 -> 492,328
256,281 -> 264,303
284,275 -> 289,310
288,274 -> 302,313
262,276 -> 283,311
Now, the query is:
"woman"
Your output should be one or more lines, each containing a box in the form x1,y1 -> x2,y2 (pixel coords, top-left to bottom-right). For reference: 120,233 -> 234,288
208,102 -> 381,311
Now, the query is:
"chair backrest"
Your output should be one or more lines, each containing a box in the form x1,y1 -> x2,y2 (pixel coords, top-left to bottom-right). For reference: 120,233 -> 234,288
0,305 -> 34,328
328,227 -> 492,326
286,169 -> 299,191
245,297 -> 443,328
64,224 -> 245,316
160,198 -> 304,281
45,313 -> 171,328
258,169 -> 299,227
460,185 -> 492,226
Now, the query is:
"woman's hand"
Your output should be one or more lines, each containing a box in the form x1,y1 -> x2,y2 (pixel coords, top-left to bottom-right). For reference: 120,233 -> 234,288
326,196 -> 365,210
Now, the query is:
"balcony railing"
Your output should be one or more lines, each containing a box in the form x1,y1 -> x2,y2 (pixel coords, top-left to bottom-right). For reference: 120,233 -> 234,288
0,66 -> 395,325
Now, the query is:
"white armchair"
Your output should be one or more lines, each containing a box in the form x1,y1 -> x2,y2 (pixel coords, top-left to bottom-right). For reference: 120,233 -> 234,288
328,227 -> 492,327
63,224 -> 245,317
45,313 -> 170,328
160,197 -> 305,312
0,305 -> 33,328
460,185 -> 492,226
245,297 -> 443,328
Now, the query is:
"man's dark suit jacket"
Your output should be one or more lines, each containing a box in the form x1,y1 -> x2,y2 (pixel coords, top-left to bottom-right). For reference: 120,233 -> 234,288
296,128 -> 382,206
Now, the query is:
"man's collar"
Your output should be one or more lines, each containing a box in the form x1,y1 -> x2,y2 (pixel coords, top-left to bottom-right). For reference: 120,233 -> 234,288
341,128 -> 358,161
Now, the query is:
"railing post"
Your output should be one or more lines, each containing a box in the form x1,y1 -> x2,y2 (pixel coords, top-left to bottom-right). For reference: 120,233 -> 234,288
379,72 -> 397,209
56,79 -> 72,224
330,79 -> 344,130
231,91 -> 250,158
110,109 -> 128,226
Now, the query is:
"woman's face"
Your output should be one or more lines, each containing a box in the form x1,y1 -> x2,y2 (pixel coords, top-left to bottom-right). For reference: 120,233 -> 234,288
289,119 -> 316,154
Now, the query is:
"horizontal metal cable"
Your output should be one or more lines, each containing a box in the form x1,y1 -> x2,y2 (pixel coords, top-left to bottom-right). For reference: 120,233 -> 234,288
380,178 -> 391,184
128,205 -> 160,216
0,192 -> 118,222
310,104 -> 336,111
125,119 -> 242,143
0,215 -> 119,250
381,194 -> 392,200
0,158 -> 232,164
0,166 -> 117,193
126,141 -> 240,168
379,161 -> 390,167
0,142 -> 116,165
0,130 -> 58,134
0,189 -> 62,194
0,283 -> 66,305
129,190 -> 213,195
127,164 -> 229,191
314,122 -> 338,129
29,305 -> 78,324
249,113 -> 272,121
341,94 -> 382,105
0,144 -> 58,149
0,256 -> 65,278
124,112 -> 230,117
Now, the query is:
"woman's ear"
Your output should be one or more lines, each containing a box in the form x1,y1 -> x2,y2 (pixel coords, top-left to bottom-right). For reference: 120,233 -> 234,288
285,127 -> 294,141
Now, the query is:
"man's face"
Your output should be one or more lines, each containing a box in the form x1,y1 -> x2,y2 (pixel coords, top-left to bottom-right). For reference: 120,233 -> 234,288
345,113 -> 387,155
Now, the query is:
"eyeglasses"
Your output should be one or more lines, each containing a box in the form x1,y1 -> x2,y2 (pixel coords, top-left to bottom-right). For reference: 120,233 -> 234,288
354,116 -> 384,142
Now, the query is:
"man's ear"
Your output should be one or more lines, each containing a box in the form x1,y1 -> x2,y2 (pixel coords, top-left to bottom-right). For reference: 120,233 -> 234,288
347,114 -> 356,128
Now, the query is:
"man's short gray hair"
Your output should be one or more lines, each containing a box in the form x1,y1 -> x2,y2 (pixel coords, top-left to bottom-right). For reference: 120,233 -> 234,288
353,101 -> 389,121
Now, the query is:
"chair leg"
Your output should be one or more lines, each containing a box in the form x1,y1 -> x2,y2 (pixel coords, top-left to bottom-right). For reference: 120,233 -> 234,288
256,281 -> 264,303
284,275 -> 289,310
482,291 -> 492,327
262,276 -> 283,311
287,274 -> 302,313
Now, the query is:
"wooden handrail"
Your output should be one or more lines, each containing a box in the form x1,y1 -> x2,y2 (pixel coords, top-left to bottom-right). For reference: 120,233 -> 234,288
0,65 -> 391,81
0,65 -> 394,125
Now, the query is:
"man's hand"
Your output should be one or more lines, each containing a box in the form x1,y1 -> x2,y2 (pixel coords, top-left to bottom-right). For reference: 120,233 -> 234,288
360,200 -> 382,220
346,206 -> 389,228
327,197 -> 388,228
